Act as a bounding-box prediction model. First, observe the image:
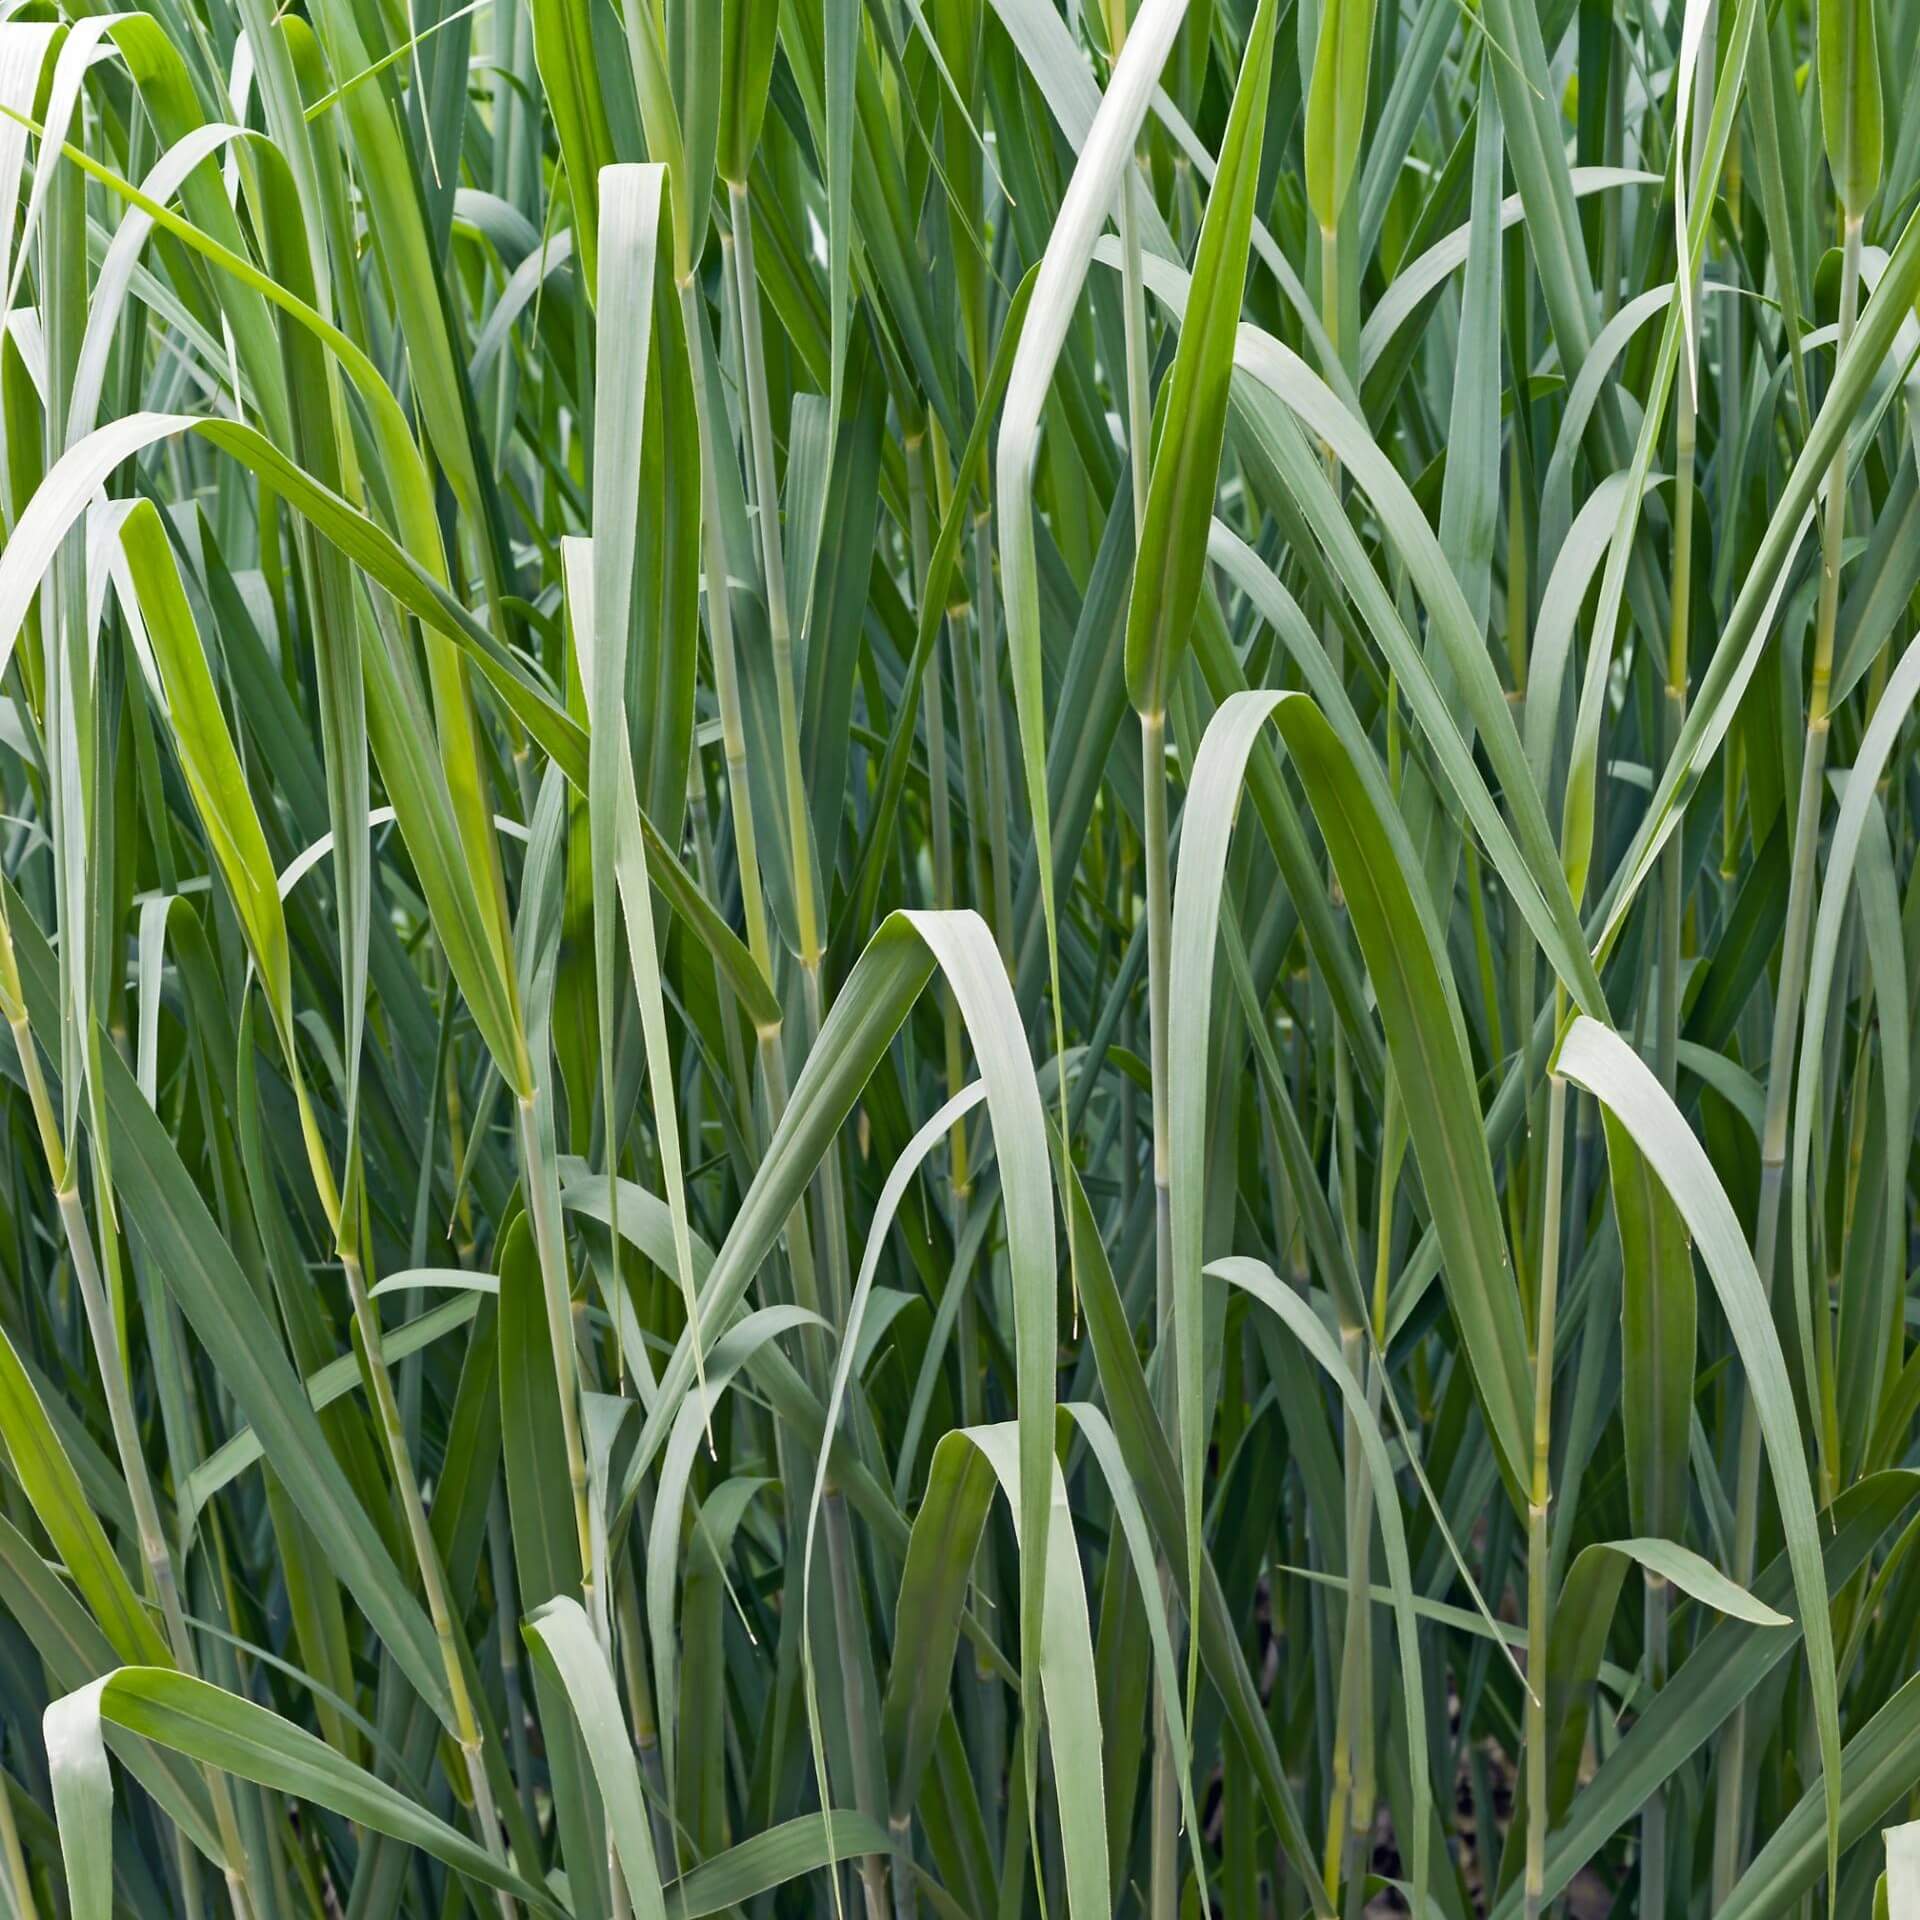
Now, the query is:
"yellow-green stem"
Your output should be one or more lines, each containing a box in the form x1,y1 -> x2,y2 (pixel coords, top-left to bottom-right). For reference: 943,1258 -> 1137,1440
1141,707 -> 1178,1920
1715,211 -> 1861,1900
9,1007 -> 257,1920
291,1048 -> 515,1910
1524,1059 -> 1568,1920
1324,1317 -> 1376,1905
341,1241 -> 517,1920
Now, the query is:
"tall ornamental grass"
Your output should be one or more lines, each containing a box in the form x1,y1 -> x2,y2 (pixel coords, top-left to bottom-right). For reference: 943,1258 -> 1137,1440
0,0 -> 1914,1915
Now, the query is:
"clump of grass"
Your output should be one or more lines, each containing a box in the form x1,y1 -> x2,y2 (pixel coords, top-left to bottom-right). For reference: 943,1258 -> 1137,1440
0,0 -> 1914,1916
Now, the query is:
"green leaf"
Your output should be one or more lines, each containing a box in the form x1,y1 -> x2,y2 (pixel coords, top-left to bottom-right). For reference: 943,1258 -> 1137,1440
574,164 -> 704,1442
885,1426 -> 1109,1917
1185,694 -> 1533,1499
1818,0 -> 1883,217
716,0 -> 777,185
115,503 -> 290,1045
1122,0 -> 1276,717
1546,1535 -> 1786,1821
0,1322 -> 171,1669
523,1597 -> 669,1920
1124,242 -> 1611,1020
4,885 -> 456,1729
1556,1016 -> 1845,1908
45,1671 -> 561,1919
1719,1672 -> 1920,1920
1211,1255 -> 1434,1916
1496,1474 -> 1917,1915
1304,0 -> 1376,234
1601,1112 -> 1695,1542
666,1812 -> 892,1917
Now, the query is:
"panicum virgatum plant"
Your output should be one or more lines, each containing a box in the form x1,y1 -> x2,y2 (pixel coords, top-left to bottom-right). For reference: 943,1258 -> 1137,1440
0,0 -> 1914,1916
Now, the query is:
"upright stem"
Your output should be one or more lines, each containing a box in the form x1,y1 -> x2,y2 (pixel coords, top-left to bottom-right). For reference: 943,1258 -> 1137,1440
514,1085 -> 630,1911
1120,183 -> 1152,537
1111,39 -> 1181,1898
679,269 -> 775,990
1316,204 -> 1377,1915
910,442 -> 982,1875
824,1488 -> 892,1920
613,1561 -> 676,1865
1324,1013 -> 1363,1907
730,181 -> 854,1332
1649,49 -> 1709,1893
927,426 -> 992,932
1142,713 -> 1174,1366
1319,226 -> 1341,405
55,1185 -> 192,1654
1641,1571 -> 1670,1920
8,1008 -> 255,1920
1524,1054 -> 1569,1920
1323,1323 -> 1375,1908
1331,1096 -> 1397,1897
680,248 -> 809,1331
295,1079 -> 513,1913
799,969 -> 855,1329
1141,709 -> 1178,1920
733,179 -> 877,1913
1658,344 -> 1695,1097
342,1238 -> 516,1920
1714,212 -> 1861,1901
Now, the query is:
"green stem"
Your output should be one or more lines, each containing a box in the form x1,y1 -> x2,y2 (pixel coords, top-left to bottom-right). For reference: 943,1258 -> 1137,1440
729,182 -> 854,1344
1113,58 -> 1181,1901
292,1054 -> 519,1917
730,201 -> 882,1918
342,1232 -> 515,1917
1642,1573 -> 1670,1920
1524,1055 -> 1568,1920
1319,223 -> 1341,387
613,1561 -> 676,1867
924,427 -> 992,930
680,265 -> 776,991
680,246 -> 809,1351
1649,64 -> 1706,1891
824,1487 -> 892,1920
890,1809 -> 919,1920
8,1006 -> 256,1920
1324,1316 -> 1376,1904
1714,210 -> 1861,1901
1141,707 -> 1178,1920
